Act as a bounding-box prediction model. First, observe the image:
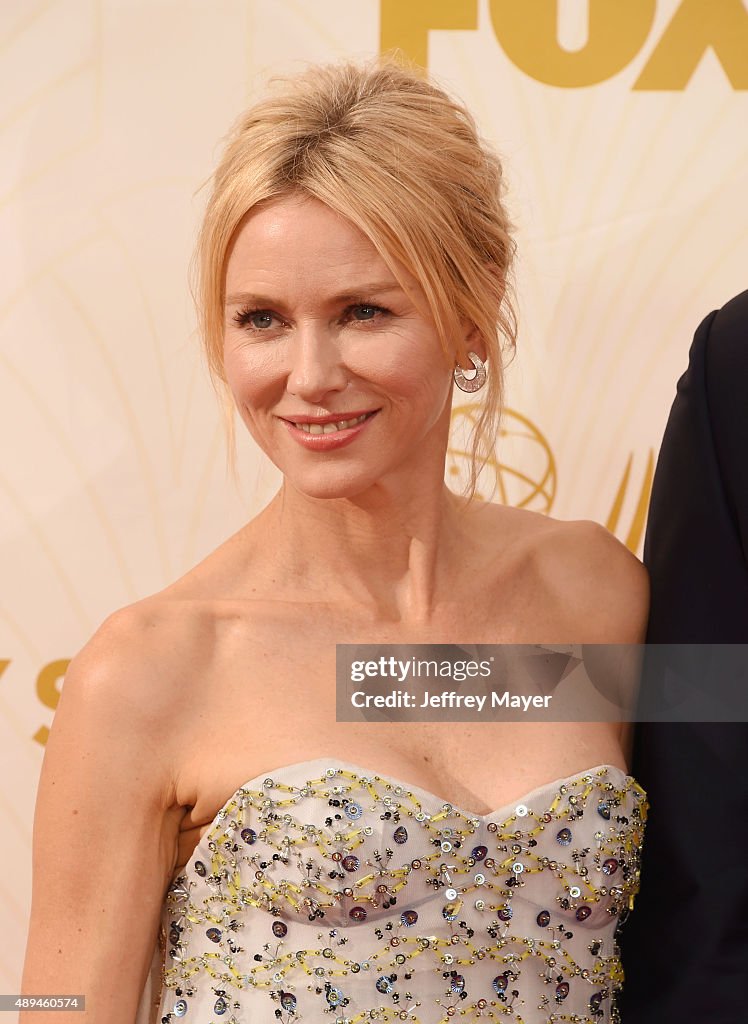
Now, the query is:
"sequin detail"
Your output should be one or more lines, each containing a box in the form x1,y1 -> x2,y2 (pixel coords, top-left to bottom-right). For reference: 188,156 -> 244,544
153,760 -> 647,1023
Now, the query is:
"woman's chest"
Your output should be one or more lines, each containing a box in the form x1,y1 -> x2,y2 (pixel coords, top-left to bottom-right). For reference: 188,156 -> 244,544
170,618 -> 624,873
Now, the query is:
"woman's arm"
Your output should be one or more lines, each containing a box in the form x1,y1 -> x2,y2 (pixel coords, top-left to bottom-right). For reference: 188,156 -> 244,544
21,604 -> 186,1023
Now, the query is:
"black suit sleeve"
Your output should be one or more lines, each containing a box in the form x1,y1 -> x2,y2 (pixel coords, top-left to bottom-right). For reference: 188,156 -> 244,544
619,290 -> 748,1022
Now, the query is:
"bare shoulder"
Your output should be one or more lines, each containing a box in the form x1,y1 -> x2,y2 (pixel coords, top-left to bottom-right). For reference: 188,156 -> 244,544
66,520 -> 269,734
57,590 -> 230,775
66,595 -> 200,717
534,517 -> 650,642
472,502 -> 648,640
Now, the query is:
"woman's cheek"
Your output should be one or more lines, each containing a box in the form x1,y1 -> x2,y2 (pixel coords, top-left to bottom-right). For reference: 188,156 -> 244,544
225,347 -> 276,401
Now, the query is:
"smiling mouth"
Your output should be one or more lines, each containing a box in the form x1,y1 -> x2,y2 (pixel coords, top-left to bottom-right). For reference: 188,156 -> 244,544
290,411 -> 378,435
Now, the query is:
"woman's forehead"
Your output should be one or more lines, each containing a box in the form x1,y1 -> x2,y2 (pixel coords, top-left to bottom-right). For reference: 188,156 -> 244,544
224,196 -> 416,300
230,195 -> 371,254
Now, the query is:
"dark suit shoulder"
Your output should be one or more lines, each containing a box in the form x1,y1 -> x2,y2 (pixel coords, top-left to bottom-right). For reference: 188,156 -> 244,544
643,288 -> 748,640
705,287 -> 748,383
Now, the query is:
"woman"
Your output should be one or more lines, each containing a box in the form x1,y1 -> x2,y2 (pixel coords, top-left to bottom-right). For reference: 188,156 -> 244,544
22,60 -> 648,1023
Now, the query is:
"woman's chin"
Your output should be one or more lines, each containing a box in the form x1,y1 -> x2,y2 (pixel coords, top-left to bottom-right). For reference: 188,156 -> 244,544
284,470 -> 379,502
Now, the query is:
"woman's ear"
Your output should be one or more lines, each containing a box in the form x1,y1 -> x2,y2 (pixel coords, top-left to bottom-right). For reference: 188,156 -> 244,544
457,322 -> 487,366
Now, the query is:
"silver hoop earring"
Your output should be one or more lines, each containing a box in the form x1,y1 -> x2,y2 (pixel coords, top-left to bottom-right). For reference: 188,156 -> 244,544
453,351 -> 487,393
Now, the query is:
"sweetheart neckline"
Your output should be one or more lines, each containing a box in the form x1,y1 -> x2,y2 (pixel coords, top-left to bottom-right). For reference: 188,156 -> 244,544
176,757 -> 641,880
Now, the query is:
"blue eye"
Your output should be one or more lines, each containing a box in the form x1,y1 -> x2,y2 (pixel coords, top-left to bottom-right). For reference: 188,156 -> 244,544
353,305 -> 378,320
251,312 -> 274,328
233,308 -> 276,330
347,304 -> 389,323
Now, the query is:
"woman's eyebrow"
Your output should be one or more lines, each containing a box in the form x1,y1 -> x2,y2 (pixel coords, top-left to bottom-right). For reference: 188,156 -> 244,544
224,291 -> 274,307
331,281 -> 405,302
224,281 -> 404,307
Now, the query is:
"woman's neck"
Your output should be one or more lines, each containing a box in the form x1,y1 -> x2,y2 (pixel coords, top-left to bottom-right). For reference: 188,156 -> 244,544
247,478 -> 478,623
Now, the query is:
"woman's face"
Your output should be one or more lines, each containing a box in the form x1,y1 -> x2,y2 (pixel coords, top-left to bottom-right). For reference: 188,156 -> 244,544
222,194 -> 465,500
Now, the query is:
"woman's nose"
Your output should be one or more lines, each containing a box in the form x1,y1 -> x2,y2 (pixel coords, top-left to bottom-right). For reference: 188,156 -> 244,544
286,323 -> 348,401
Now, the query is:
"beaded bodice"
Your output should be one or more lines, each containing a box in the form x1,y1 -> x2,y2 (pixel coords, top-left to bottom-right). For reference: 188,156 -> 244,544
138,758 -> 647,1024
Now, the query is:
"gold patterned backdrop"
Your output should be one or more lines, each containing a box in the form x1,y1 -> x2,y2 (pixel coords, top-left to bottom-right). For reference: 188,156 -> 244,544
2,0 -> 747,999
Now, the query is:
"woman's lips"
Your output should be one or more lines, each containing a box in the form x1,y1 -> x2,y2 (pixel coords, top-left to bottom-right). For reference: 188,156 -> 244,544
281,410 -> 379,451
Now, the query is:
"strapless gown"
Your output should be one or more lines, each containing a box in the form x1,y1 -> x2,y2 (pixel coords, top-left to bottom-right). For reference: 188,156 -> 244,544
136,758 -> 647,1024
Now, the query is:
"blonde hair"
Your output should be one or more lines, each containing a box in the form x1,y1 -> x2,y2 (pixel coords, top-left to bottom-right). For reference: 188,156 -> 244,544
191,57 -> 517,503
